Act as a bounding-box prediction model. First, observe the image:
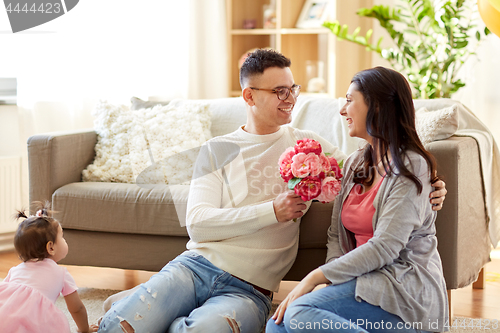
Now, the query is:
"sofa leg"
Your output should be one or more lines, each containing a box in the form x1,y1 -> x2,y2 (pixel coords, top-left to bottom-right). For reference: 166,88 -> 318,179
472,267 -> 485,289
447,289 -> 453,320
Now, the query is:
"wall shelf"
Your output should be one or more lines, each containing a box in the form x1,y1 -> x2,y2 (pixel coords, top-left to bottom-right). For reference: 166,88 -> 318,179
226,0 -> 336,97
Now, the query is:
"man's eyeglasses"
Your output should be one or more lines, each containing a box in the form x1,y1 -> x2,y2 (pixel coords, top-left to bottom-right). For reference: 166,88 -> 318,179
250,85 -> 301,101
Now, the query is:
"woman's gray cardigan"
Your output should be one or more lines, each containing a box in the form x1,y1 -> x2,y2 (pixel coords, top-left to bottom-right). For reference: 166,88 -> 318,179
321,149 -> 449,332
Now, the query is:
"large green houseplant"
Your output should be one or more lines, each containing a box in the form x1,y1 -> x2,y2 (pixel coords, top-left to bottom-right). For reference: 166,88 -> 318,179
324,0 -> 490,98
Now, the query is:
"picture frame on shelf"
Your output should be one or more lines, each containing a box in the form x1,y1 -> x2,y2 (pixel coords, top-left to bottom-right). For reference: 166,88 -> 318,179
295,0 -> 333,29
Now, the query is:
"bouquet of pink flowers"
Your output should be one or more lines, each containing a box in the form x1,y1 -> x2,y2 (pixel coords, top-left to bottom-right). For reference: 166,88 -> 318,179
278,138 -> 343,203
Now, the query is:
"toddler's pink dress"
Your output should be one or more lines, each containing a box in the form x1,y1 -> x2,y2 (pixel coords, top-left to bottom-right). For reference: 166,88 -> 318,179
0,258 -> 78,333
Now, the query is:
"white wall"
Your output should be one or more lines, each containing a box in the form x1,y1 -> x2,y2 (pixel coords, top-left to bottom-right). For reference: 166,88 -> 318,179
0,1 -> 192,214
0,1 -> 191,105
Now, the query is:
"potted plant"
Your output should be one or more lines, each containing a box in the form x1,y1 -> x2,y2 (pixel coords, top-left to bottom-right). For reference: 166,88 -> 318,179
324,0 -> 491,98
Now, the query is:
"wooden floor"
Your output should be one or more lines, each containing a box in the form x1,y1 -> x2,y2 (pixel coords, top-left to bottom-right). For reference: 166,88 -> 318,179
1,249 -> 499,320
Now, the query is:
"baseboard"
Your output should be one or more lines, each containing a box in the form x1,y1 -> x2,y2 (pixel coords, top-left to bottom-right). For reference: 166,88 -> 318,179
0,231 -> 15,252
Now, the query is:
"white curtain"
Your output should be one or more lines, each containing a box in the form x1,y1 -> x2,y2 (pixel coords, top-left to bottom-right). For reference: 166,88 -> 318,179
0,0 -> 228,207
188,0 -> 228,99
453,35 -> 500,145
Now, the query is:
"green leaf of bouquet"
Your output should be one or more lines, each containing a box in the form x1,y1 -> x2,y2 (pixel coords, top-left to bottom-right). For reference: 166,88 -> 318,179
339,160 -> 344,169
288,178 -> 302,190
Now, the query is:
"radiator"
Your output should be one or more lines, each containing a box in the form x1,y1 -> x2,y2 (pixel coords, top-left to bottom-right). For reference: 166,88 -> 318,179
0,156 -> 21,247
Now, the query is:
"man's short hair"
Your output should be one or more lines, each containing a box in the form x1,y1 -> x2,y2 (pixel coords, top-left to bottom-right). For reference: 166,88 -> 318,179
239,49 -> 291,89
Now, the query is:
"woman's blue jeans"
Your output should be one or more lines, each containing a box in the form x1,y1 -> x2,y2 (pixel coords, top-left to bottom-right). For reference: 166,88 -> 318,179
98,251 -> 272,333
266,279 -> 428,333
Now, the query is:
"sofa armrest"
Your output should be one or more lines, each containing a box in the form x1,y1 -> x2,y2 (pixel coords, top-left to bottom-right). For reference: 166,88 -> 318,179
426,136 -> 491,289
28,130 -> 97,207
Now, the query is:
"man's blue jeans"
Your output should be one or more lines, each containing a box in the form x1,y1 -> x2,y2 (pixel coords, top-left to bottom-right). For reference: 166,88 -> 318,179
266,279 -> 427,333
98,251 -> 272,333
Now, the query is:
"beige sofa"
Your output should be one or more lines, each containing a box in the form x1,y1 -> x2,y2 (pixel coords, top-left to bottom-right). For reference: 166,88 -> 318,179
28,97 -> 491,304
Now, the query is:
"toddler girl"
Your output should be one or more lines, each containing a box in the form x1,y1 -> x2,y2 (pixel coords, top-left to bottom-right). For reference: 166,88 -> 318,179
0,202 -> 97,332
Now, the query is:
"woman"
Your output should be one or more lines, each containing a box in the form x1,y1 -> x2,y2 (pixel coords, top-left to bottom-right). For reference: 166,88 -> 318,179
266,67 -> 449,333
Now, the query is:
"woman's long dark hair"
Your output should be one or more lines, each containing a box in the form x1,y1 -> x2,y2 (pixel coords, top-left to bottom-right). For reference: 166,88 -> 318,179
351,67 -> 438,194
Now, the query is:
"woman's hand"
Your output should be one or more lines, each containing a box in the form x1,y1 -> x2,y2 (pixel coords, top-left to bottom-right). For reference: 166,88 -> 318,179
430,179 -> 447,211
271,269 -> 329,325
271,280 -> 316,325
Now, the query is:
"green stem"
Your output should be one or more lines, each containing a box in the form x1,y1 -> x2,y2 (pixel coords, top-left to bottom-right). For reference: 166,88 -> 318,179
404,0 -> 428,72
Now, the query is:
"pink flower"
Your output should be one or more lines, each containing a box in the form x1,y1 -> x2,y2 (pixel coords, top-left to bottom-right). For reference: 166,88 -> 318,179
278,139 -> 343,204
280,164 -> 294,182
291,153 -> 321,178
316,177 -> 342,203
279,147 -> 295,182
294,177 -> 322,201
278,147 -> 295,169
294,138 -> 322,155
319,153 -> 331,173
328,156 -> 343,179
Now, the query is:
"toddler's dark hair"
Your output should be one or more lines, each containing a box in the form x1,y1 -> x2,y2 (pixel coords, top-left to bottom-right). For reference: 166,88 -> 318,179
14,201 -> 60,262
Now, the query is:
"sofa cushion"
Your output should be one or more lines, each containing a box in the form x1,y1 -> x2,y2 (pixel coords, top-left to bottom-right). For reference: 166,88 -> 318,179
127,104 -> 211,185
299,201 -> 332,248
169,97 -> 247,138
82,100 -> 212,185
52,182 -> 189,237
415,104 -> 459,145
82,101 -> 134,183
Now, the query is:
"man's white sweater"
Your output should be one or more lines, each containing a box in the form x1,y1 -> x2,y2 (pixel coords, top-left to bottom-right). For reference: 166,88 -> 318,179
186,125 -> 346,291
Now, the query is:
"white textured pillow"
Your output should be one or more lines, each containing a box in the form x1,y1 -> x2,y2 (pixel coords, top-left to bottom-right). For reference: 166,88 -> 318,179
128,103 -> 211,185
82,101 -> 135,183
415,104 -> 459,145
82,101 -> 211,184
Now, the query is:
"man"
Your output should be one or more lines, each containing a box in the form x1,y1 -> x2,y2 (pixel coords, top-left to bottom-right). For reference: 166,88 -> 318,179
99,49 -> 446,333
